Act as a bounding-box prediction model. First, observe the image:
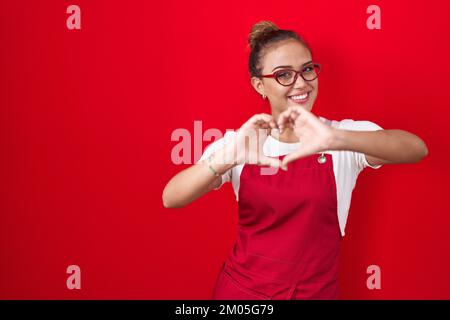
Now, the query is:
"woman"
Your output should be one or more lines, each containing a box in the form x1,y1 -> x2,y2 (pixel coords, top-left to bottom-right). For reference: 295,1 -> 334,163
162,21 -> 428,300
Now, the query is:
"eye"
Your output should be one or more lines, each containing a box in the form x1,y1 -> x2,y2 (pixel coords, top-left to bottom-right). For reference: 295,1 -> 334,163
277,70 -> 293,78
303,66 -> 314,72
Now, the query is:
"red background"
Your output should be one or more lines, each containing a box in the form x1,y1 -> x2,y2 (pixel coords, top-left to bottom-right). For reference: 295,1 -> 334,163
1,0 -> 450,299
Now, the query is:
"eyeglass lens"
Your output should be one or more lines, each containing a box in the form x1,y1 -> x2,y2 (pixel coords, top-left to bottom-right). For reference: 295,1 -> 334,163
276,65 -> 318,85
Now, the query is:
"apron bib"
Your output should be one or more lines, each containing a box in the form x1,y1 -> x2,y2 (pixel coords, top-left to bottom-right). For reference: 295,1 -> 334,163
212,152 -> 342,300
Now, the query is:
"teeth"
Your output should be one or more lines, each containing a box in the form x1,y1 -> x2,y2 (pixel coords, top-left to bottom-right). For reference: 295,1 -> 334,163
289,93 -> 308,100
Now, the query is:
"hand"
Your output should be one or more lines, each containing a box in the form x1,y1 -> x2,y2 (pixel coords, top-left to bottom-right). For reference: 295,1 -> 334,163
277,106 -> 335,169
226,113 -> 282,168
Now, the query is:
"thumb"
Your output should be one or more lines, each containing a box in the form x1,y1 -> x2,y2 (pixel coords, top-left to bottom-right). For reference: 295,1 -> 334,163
258,155 -> 282,168
281,149 -> 308,169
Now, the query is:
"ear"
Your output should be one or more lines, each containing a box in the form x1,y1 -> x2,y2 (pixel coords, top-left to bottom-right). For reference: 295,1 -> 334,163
251,76 -> 265,96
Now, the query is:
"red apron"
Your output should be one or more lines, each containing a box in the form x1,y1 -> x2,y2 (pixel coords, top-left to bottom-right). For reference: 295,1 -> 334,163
212,152 -> 342,300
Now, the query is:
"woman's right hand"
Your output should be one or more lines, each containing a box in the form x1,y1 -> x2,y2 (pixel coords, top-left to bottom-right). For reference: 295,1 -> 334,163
218,113 -> 282,168
162,113 -> 281,208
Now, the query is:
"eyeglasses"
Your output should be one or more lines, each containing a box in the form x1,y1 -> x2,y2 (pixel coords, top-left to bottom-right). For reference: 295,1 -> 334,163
259,63 -> 321,86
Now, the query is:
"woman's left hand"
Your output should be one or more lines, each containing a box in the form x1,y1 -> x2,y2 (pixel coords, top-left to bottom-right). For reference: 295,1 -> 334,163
277,106 -> 336,169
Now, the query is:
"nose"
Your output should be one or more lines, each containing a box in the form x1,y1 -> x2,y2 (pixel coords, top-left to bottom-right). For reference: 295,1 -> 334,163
292,73 -> 308,89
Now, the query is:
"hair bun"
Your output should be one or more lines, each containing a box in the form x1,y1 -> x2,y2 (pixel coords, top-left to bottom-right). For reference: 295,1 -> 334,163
248,21 -> 280,50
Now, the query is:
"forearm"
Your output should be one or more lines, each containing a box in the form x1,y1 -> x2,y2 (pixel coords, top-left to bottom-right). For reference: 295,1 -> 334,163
330,129 -> 429,163
162,147 -> 236,208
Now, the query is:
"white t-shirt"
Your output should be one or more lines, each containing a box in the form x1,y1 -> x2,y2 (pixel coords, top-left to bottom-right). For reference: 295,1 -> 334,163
198,117 -> 383,236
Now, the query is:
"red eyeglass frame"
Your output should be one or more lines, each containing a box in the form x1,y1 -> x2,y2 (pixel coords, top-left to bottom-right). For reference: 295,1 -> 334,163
259,63 -> 321,86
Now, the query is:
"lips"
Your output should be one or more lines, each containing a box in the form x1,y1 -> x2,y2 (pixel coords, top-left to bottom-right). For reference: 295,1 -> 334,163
288,91 -> 310,104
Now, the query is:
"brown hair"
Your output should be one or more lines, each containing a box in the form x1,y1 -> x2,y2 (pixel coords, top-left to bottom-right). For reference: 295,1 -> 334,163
248,21 -> 312,77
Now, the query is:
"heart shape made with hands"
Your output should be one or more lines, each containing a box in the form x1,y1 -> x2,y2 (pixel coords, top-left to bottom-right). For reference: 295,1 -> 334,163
275,106 -> 334,169
234,107 -> 334,170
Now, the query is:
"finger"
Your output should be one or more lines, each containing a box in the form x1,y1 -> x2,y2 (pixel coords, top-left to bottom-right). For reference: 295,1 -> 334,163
269,119 -> 278,128
252,113 -> 274,126
289,106 -> 308,122
290,109 -> 300,121
293,116 -> 307,130
241,115 -> 272,131
277,107 -> 308,134
277,109 -> 291,125
281,149 -> 309,169
258,155 -> 282,168
254,120 -> 270,128
277,110 -> 294,133
256,113 -> 273,120
284,111 -> 298,131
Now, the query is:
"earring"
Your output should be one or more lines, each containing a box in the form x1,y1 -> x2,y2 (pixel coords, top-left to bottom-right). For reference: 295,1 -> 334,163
262,94 -> 266,99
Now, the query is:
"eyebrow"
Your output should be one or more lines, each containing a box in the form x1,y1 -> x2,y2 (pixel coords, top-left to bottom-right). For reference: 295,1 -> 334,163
271,60 -> 313,72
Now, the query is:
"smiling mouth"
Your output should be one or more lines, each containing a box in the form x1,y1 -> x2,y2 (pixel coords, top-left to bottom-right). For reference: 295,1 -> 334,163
288,92 -> 310,104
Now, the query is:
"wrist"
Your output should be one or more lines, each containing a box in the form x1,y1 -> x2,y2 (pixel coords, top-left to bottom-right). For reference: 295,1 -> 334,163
328,128 -> 347,151
208,145 -> 237,174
